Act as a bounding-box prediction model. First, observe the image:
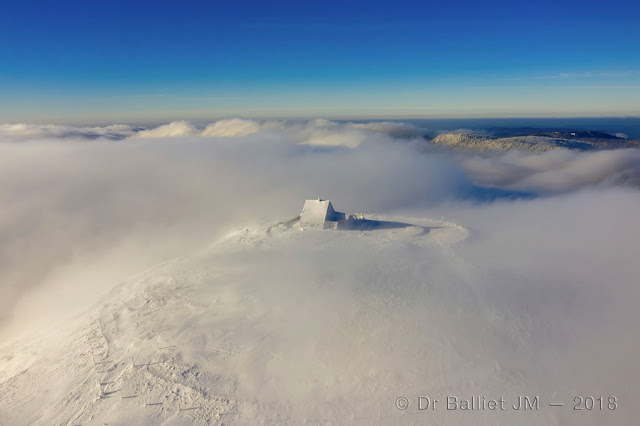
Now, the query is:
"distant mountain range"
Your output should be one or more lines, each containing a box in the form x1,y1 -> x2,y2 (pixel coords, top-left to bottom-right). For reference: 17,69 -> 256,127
429,129 -> 640,152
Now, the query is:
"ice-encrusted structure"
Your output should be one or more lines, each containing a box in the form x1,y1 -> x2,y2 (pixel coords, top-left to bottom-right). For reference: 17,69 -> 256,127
299,198 -> 363,229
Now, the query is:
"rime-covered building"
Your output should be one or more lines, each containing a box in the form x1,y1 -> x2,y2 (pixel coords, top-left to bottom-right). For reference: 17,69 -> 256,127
300,198 -> 362,229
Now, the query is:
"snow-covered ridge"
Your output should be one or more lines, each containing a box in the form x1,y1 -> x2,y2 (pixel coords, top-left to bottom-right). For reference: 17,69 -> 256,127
0,216 -> 470,425
431,131 -> 640,152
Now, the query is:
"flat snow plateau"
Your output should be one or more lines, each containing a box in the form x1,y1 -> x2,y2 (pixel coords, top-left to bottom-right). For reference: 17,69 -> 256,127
0,215 -> 621,425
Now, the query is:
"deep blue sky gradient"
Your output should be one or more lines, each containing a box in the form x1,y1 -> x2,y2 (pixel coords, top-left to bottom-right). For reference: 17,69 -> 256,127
1,0 -> 639,122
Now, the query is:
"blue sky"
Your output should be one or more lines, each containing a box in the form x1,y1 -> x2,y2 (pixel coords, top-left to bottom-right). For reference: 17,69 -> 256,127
1,0 -> 639,123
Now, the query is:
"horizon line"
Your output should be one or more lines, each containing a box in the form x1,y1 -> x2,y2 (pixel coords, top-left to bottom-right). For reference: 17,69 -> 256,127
3,114 -> 640,127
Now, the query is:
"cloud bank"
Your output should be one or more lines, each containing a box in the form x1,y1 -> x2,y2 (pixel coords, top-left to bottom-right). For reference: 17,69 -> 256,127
1,118 -> 639,337
459,148 -> 640,193
0,121 -> 457,338
0,118 -> 424,147
1,119 -> 639,423
0,123 -> 137,140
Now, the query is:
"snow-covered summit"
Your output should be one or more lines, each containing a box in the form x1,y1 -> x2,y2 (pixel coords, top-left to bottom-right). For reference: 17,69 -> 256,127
0,215 -> 478,425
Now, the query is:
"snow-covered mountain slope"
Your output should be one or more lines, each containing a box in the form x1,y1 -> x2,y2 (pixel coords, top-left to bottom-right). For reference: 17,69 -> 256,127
431,132 -> 640,152
0,215 -> 630,425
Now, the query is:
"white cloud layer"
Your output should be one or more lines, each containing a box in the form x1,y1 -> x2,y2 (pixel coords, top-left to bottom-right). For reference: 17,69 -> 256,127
0,122 -> 460,337
2,118 -> 639,336
0,119 -> 425,147
0,123 -> 137,140
459,148 -> 640,193
0,119 -> 639,423
131,120 -> 199,138
201,118 -> 262,137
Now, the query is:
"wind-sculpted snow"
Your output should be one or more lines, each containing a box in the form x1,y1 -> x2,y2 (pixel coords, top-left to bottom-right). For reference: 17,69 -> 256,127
0,218 -> 472,424
0,119 -> 639,424
1,205 -> 639,425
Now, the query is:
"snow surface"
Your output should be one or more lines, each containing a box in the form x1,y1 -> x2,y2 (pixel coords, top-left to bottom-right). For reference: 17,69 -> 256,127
0,214 -> 628,425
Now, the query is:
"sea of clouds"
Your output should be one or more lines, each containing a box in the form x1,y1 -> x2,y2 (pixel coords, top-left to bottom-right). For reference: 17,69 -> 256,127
1,118 -> 639,423
1,118 -> 640,336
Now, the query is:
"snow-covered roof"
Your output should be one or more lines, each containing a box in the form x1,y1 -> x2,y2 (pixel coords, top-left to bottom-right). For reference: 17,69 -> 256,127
300,199 -> 337,224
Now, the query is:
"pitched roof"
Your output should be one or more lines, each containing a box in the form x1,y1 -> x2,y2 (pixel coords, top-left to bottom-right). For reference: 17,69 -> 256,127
300,199 -> 335,224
